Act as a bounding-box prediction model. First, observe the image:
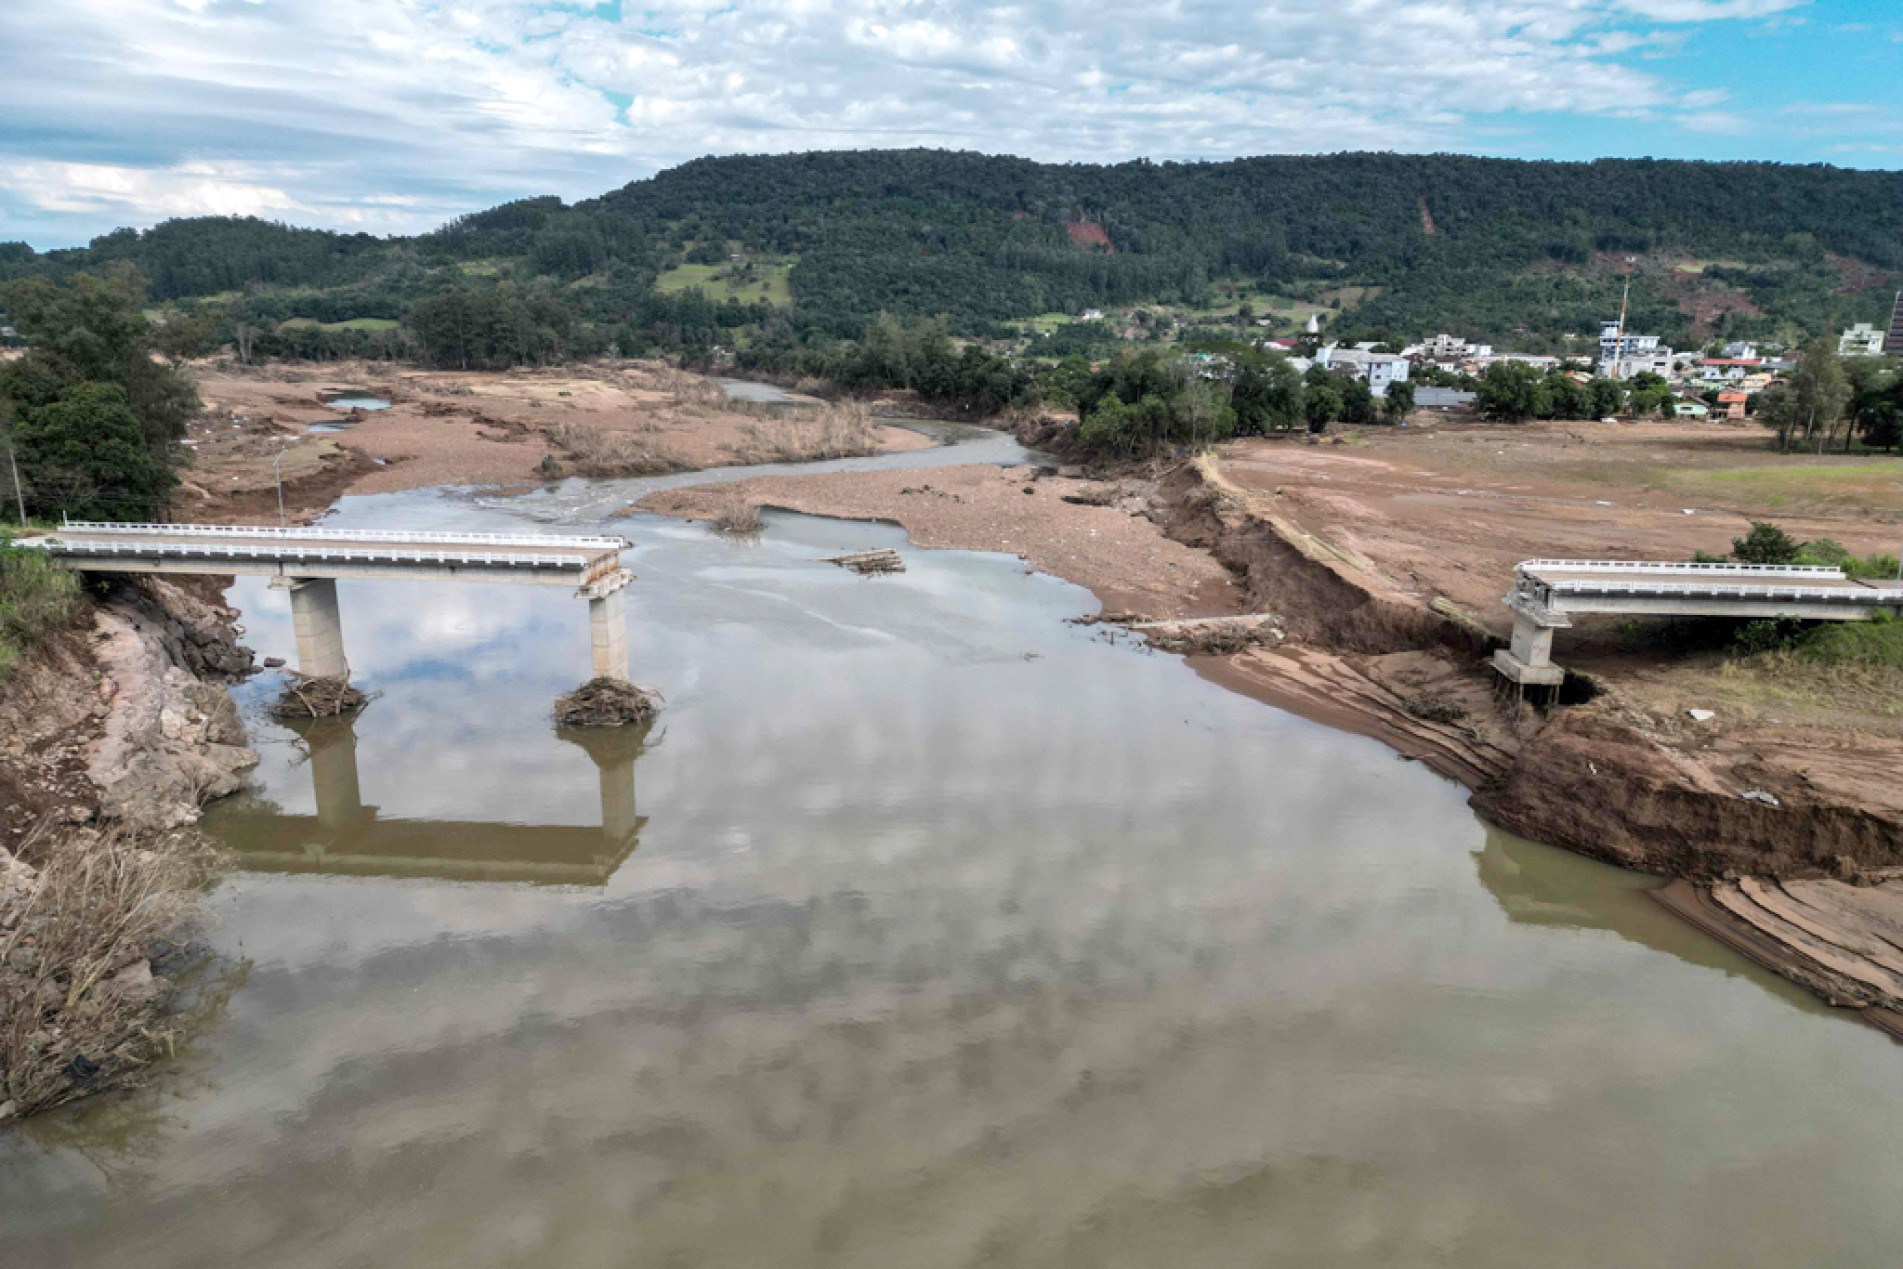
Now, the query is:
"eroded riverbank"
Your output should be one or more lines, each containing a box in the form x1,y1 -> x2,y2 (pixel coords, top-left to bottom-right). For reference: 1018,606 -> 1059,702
637,427 -> 1903,1035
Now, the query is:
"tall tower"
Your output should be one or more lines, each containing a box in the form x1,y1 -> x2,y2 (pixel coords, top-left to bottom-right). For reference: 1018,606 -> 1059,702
1886,290 -> 1903,356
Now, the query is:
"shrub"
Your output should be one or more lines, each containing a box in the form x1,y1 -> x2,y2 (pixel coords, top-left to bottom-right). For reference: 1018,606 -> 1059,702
0,533 -> 82,682
1732,521 -> 1801,565
1733,616 -> 1807,655
543,421 -> 687,478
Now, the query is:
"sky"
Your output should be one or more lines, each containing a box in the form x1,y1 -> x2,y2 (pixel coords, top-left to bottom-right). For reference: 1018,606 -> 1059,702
1,0 -> 1898,249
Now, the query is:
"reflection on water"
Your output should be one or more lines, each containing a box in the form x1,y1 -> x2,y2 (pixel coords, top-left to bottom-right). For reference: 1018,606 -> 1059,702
209,714 -> 651,885
7,485 -> 1903,1267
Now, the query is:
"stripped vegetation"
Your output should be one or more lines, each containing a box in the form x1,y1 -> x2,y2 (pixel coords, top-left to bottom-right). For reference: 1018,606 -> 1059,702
726,402 -> 880,464
542,420 -> 689,478
1,822 -> 228,1119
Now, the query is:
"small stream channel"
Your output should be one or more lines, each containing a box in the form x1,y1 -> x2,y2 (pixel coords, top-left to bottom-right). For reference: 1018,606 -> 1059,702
5,396 -> 1903,1265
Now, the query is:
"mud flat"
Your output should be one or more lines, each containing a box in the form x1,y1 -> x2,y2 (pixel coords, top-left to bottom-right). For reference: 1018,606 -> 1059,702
180,360 -> 931,524
641,419 -> 1903,1038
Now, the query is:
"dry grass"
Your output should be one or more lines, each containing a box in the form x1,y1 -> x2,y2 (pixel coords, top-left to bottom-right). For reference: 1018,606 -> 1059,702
1,822 -> 228,1119
710,492 -> 763,536
544,420 -> 688,478
727,402 -> 881,464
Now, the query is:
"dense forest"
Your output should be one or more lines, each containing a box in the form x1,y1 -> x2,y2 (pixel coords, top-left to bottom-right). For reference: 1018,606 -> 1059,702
4,150 -> 1900,365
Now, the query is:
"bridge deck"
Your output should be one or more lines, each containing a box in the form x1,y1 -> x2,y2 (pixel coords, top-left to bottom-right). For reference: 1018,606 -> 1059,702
26,522 -> 629,587
1519,559 -> 1903,609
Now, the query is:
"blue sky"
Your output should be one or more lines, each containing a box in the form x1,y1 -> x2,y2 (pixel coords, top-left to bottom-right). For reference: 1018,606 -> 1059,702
0,0 -> 1897,250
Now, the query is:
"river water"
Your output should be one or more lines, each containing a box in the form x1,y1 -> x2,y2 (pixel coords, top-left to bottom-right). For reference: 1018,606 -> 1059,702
5,431 -> 1903,1266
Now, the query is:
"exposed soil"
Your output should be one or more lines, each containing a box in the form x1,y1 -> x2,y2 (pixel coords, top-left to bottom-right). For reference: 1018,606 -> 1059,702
180,360 -> 932,524
637,463 -> 1239,619
0,578 -> 258,848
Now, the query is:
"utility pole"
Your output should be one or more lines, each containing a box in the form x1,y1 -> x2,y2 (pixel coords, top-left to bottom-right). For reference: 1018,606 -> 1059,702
273,447 -> 289,529
3,433 -> 24,528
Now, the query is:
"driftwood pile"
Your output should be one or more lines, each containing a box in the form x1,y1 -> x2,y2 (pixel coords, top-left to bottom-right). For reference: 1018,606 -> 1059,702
269,673 -> 370,718
1074,612 -> 1284,656
823,548 -> 904,575
554,677 -> 660,727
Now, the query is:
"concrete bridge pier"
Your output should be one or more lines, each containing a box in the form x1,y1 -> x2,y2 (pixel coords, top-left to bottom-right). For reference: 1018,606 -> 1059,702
278,576 -> 350,679
584,572 -> 634,683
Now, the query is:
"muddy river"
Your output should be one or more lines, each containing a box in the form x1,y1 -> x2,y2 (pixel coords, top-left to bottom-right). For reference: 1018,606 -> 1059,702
5,437 -> 1903,1265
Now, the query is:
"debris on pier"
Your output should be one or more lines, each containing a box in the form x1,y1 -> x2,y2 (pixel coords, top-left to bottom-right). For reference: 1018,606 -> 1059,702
555,677 -> 660,727
268,673 -> 370,719
823,547 -> 905,575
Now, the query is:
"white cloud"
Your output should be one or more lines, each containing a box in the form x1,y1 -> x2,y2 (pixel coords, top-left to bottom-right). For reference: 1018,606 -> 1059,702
0,0 -> 1851,246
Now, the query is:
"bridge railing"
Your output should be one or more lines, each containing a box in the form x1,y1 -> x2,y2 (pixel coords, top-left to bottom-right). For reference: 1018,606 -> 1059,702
38,539 -> 601,571
56,521 -> 628,553
1546,578 -> 1903,602
1520,559 -> 1844,578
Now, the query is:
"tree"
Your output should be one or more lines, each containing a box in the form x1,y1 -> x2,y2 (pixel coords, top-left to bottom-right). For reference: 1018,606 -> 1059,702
1475,360 -> 1548,422
1777,339 -> 1851,453
1382,379 -> 1415,424
1732,521 -> 1801,565
1585,377 -> 1625,419
0,267 -> 199,447
1846,357 -> 1901,453
1231,353 -> 1303,434
12,383 -> 176,521
1302,366 -> 1342,433
1338,375 -> 1376,425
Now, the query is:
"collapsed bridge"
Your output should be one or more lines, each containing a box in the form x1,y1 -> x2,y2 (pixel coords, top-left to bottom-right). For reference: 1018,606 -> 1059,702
21,521 -> 636,683
1495,558 -> 1903,693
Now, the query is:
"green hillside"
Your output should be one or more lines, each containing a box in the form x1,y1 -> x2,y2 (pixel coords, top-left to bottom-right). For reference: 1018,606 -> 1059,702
4,150 -> 1900,362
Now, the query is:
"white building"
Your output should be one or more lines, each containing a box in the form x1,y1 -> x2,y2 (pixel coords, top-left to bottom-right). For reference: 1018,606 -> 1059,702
1840,323 -> 1888,358
1419,333 -> 1493,363
1597,320 -> 1672,379
1315,344 -> 1410,398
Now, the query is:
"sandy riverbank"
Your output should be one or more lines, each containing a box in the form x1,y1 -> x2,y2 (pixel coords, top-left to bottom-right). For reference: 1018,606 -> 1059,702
178,360 -> 931,524
640,417 -> 1903,1040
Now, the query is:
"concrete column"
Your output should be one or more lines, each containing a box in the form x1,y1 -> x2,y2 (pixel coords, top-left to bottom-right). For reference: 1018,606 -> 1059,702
287,577 -> 349,679
588,585 -> 630,682
1509,614 -> 1556,669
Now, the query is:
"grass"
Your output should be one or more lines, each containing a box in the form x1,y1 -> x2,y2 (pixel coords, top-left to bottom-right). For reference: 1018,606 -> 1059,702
655,261 -> 793,306
1796,613 -> 1903,670
276,317 -> 400,334
0,535 -> 82,683
1648,462 -> 1903,515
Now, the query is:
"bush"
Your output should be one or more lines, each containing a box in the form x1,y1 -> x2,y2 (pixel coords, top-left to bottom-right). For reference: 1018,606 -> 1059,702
1732,521 -> 1801,565
1795,611 -> 1903,670
1733,616 -> 1808,655
0,533 -> 82,682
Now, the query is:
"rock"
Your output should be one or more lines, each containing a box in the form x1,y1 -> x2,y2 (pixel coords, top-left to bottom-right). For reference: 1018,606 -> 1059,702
263,656 -> 286,669
1686,708 -> 1716,723
1740,788 -> 1782,808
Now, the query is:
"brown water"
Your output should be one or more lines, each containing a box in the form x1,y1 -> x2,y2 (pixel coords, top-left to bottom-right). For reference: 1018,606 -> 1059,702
5,472 -> 1903,1267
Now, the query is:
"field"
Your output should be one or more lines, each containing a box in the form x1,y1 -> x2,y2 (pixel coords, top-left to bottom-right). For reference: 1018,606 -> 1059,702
276,316 -> 401,333
654,260 -> 793,305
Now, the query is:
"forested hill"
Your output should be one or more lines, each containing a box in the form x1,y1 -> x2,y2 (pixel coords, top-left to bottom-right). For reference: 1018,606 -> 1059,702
6,149 -> 1902,352
588,150 -> 1903,337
